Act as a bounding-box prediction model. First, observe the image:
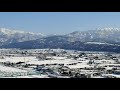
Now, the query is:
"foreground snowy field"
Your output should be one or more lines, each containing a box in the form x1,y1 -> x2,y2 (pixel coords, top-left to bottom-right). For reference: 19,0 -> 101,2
0,49 -> 120,78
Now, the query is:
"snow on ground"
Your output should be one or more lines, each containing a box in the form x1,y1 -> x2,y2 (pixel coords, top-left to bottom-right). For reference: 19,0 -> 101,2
0,49 -> 120,78
20,75 -> 50,78
1,76 -> 33,78
85,42 -> 120,46
1,75 -> 50,78
0,65 -> 27,72
1,74 -> 70,78
93,76 -> 105,78
102,74 -> 120,78
0,56 -> 37,63
65,63 -> 94,69
94,59 -> 115,64
29,75 -> 50,78
49,56 -> 67,60
85,42 -> 108,45
26,59 -> 80,65
98,64 -> 120,67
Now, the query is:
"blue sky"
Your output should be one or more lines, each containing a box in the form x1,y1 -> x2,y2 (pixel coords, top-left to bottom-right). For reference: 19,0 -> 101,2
0,12 -> 120,35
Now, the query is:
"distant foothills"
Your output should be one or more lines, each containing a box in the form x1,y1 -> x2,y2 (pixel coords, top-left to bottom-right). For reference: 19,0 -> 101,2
0,27 -> 120,53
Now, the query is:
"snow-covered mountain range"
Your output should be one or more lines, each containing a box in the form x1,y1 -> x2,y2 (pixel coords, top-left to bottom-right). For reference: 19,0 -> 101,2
67,27 -> 120,44
0,28 -> 45,46
1,27 -> 120,52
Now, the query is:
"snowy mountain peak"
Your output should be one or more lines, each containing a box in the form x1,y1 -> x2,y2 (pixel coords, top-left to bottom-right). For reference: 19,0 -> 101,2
96,27 -> 120,31
0,28 -> 25,35
0,28 -> 45,36
0,28 -> 45,46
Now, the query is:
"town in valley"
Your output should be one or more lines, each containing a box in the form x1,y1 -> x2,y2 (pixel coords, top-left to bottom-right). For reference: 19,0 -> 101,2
0,48 -> 120,78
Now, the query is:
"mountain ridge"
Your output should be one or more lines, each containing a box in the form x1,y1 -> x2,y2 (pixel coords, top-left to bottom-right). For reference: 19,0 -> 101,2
0,28 -> 45,46
1,27 -> 120,52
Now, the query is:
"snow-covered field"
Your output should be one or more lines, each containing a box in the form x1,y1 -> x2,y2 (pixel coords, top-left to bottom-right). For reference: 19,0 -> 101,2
0,49 -> 120,78
0,56 -> 37,63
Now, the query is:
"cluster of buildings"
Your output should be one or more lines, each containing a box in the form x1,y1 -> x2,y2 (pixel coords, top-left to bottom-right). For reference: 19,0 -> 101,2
0,49 -> 120,78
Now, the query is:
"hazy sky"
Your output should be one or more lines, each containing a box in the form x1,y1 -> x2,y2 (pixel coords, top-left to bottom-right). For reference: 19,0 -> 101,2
0,12 -> 120,35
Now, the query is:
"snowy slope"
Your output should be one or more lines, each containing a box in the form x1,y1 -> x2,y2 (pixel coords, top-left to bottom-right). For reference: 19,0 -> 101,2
0,28 -> 45,46
67,27 -> 120,44
1,27 -> 120,52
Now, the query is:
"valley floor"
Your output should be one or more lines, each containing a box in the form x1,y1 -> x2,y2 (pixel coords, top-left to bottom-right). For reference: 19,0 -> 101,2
0,49 -> 120,78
